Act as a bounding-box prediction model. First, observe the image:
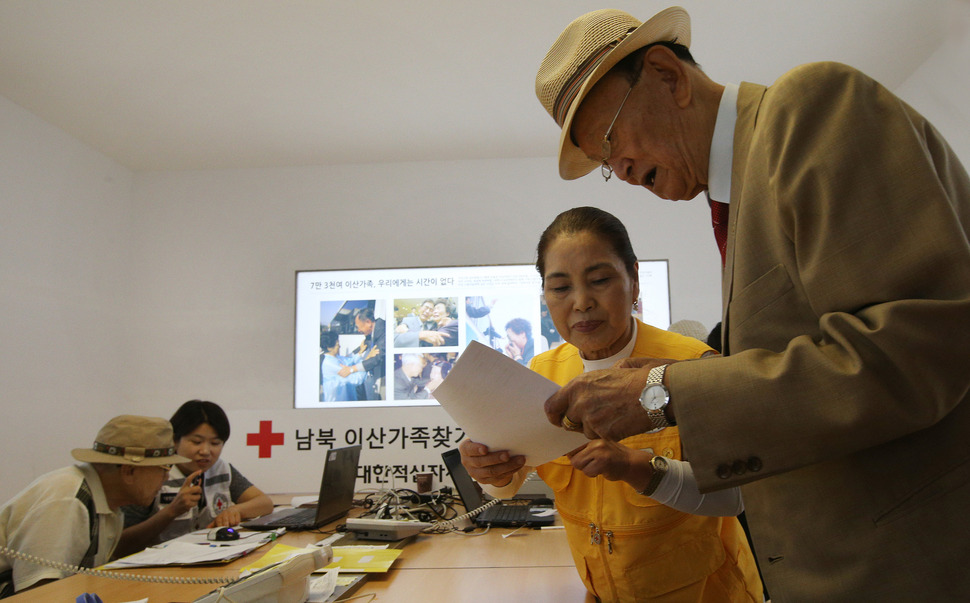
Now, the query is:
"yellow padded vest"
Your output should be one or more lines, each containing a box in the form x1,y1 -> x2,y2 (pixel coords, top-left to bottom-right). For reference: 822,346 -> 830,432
532,321 -> 762,602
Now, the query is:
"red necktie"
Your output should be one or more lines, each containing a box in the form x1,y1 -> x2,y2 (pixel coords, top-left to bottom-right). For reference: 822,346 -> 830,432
709,199 -> 729,266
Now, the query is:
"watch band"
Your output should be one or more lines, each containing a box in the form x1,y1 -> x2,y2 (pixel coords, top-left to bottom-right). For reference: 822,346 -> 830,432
646,364 -> 666,387
644,364 -> 673,429
638,455 -> 669,496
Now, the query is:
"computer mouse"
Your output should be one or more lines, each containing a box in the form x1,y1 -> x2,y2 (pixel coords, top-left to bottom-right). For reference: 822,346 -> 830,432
211,527 -> 240,541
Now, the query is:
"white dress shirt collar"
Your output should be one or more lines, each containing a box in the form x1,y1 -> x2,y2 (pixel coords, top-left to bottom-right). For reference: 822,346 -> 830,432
708,83 -> 739,204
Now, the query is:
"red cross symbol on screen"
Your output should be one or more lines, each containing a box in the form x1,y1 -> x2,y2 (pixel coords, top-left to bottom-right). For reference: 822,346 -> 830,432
246,420 -> 284,458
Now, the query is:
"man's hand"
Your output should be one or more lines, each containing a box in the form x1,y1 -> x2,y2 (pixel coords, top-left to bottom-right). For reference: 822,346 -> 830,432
418,330 -> 445,346
544,358 -> 675,440
337,365 -> 353,378
167,469 -> 204,517
426,375 -> 444,394
567,440 -> 654,493
458,439 -> 525,487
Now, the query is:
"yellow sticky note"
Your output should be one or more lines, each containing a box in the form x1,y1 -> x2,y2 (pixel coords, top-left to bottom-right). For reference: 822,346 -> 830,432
238,543 -> 309,573
324,547 -> 402,573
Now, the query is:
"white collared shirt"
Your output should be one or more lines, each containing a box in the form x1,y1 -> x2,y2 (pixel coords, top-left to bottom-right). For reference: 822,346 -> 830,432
0,463 -> 123,591
708,83 -> 739,204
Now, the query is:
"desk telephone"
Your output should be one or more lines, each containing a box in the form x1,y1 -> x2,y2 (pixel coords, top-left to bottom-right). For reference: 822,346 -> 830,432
0,544 -> 331,603
193,546 -> 331,603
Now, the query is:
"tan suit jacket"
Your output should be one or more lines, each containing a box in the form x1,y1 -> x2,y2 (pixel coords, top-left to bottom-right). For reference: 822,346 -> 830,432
670,62 -> 970,601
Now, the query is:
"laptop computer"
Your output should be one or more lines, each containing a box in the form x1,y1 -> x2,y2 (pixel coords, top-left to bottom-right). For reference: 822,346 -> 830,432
242,444 -> 361,531
441,448 -> 555,528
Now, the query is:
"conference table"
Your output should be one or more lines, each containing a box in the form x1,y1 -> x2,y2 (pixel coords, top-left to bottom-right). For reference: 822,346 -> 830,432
5,502 -> 596,602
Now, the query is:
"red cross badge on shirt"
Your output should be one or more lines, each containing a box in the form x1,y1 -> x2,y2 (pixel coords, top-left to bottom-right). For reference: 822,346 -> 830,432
213,493 -> 230,512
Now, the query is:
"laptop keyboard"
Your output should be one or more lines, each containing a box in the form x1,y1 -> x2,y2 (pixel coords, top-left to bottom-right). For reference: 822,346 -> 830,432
487,506 -> 527,522
263,507 -> 317,528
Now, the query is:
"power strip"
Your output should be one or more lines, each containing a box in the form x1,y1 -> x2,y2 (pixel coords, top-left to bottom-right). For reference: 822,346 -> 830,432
345,518 -> 433,541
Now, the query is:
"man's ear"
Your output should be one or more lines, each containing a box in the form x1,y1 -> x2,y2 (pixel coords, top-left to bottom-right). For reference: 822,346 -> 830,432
642,45 -> 692,108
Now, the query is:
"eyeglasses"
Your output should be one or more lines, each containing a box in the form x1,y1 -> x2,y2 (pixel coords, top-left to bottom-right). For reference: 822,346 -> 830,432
600,83 -> 635,182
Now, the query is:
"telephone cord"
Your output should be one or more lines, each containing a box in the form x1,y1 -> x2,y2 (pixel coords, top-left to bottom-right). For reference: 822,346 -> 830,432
424,498 -> 500,533
0,545 -> 234,584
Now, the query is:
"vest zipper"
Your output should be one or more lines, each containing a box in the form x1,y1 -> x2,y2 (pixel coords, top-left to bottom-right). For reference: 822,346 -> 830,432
589,522 -> 615,555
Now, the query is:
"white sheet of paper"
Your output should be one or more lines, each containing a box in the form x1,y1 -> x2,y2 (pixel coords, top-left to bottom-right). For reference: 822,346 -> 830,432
433,341 -> 589,465
101,529 -> 281,568
306,568 -> 339,602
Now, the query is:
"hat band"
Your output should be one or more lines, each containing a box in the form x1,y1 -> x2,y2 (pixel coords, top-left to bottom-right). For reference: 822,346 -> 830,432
553,34 -> 628,127
92,441 -> 176,462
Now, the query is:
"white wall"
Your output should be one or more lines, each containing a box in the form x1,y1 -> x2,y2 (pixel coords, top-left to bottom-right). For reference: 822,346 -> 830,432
0,94 -> 133,497
120,160 -> 722,418
0,98 -> 722,500
895,0 -> 970,165
3,15 -> 967,499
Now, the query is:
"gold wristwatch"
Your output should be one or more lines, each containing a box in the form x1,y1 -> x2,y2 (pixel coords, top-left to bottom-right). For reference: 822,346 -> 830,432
639,455 -> 669,496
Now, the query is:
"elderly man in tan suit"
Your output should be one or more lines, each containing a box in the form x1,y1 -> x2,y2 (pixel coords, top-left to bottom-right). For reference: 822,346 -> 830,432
519,6 -> 970,602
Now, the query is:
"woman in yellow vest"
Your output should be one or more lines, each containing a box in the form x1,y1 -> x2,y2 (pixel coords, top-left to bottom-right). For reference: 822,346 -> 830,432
459,207 -> 762,602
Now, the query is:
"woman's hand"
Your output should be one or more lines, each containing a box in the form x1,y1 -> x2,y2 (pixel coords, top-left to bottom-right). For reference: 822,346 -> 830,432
166,469 -> 204,517
458,439 -> 525,487
208,506 -> 243,528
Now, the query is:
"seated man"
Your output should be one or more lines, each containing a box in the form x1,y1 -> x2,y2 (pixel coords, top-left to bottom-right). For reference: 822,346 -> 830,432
0,415 -> 188,595
395,353 -> 443,399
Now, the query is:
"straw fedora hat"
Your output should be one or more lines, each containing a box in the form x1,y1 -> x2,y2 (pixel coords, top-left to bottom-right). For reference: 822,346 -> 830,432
72,415 -> 189,466
536,7 -> 691,180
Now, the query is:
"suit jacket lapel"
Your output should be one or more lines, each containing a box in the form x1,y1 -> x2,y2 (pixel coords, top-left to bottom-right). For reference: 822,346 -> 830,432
722,81 -> 767,355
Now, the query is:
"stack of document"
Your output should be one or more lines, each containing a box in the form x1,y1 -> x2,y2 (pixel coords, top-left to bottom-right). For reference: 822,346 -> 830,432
102,528 -> 285,569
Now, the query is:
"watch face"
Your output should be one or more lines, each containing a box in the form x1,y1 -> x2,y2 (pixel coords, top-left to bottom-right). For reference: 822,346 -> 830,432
640,384 -> 667,410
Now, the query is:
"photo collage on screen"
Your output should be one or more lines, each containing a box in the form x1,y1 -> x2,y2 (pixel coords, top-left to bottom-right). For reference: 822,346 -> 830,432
295,263 -> 669,409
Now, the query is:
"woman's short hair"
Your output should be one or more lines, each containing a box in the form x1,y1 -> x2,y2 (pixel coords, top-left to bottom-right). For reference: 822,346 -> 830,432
505,317 -> 533,340
320,329 -> 339,351
434,298 -> 455,318
536,206 -> 637,283
170,399 -> 230,442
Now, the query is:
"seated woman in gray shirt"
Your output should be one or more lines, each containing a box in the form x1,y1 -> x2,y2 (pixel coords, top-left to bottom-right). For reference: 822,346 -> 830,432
116,400 -> 273,556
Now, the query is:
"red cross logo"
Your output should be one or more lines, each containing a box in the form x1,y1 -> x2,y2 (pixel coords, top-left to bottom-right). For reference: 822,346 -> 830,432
247,420 -> 284,458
